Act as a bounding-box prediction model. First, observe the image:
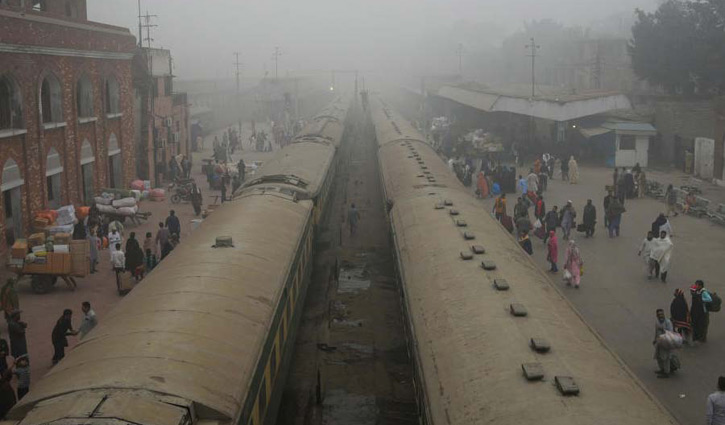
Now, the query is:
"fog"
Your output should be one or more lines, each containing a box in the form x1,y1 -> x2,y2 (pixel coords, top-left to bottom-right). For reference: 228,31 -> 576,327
88,0 -> 658,82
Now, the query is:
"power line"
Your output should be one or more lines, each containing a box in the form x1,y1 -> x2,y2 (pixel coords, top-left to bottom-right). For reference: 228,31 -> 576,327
233,52 -> 243,96
139,8 -> 158,49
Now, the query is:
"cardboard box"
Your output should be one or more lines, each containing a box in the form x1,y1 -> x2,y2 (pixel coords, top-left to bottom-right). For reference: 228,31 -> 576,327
54,233 -> 71,245
11,239 -> 28,259
28,233 -> 46,248
50,253 -> 71,275
69,240 -> 89,278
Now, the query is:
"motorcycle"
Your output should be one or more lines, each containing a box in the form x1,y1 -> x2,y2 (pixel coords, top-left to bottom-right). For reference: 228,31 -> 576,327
168,179 -> 194,204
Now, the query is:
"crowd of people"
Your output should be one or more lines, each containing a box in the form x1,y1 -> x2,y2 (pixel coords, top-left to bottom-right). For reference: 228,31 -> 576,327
0,286 -> 97,413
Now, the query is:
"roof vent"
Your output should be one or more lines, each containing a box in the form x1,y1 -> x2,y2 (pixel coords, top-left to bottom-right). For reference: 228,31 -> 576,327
555,376 -> 580,396
493,279 -> 509,290
522,363 -> 544,381
434,202 -> 444,210
510,303 -> 528,316
455,219 -> 467,227
460,252 -> 473,260
481,260 -> 496,270
471,245 -> 485,254
213,236 -> 234,248
449,209 -> 459,216
530,338 -> 551,353
444,199 -> 453,206
463,231 -> 475,240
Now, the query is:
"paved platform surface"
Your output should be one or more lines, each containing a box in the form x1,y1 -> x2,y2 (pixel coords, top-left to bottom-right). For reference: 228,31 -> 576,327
480,165 -> 724,425
0,123 -> 276,390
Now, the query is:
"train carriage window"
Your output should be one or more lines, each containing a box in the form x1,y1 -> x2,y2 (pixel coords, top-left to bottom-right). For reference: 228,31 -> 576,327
259,379 -> 267,416
270,345 -> 277,379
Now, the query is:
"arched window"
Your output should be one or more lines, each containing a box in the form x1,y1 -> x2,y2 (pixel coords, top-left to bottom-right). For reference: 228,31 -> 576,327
104,75 -> 120,115
108,134 -> 123,188
2,158 -> 25,244
80,139 -> 95,204
40,73 -> 63,124
0,75 -> 23,130
32,0 -> 47,11
46,148 -> 63,209
76,74 -> 94,118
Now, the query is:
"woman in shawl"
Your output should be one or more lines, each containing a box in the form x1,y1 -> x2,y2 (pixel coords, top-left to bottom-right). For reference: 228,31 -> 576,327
547,230 -> 559,272
476,171 -> 488,199
651,213 -> 668,237
637,170 -> 647,198
649,231 -> 674,283
125,232 -> 145,281
568,156 -> 579,184
670,289 -> 691,345
564,239 -> 584,288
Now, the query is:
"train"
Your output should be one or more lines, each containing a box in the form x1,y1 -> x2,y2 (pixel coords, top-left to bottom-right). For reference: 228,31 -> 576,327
370,97 -> 679,425
3,97 -> 350,425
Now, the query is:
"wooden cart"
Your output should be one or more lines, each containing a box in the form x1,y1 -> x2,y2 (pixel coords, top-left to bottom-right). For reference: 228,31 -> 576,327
7,240 -> 90,294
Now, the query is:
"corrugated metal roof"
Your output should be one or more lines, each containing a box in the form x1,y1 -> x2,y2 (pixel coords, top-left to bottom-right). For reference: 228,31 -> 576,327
602,121 -> 657,133
579,127 -> 612,138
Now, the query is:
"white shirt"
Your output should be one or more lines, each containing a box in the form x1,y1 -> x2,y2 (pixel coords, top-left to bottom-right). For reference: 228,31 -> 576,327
79,309 -> 98,339
111,250 -> 125,269
707,391 -> 725,425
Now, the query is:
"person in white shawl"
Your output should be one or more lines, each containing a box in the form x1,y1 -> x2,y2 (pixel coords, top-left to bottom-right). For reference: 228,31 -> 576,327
649,230 -> 674,283
568,156 -> 579,184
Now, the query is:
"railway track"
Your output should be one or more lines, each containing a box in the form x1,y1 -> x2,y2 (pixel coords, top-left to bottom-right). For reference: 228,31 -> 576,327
277,103 -> 417,425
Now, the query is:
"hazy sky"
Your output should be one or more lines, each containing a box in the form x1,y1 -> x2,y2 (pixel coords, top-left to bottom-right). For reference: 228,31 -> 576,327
88,0 -> 657,81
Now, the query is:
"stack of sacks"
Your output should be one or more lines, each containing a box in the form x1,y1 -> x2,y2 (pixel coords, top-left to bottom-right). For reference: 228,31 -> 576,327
150,188 -> 165,202
112,197 -> 139,216
33,210 -> 58,229
27,233 -> 47,263
47,205 -> 77,234
94,194 -> 115,214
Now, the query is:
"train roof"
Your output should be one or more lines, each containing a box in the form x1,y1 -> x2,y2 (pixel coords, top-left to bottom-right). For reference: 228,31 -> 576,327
10,194 -> 313,423
377,139 -> 463,202
370,98 -> 425,148
389,189 -> 677,425
240,141 -> 336,199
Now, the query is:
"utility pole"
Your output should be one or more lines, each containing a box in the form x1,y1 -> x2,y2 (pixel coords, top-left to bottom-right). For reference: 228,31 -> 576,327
525,37 -> 540,98
272,47 -> 281,80
137,0 -> 143,48
457,43 -> 464,78
233,52 -> 243,134
140,9 -> 158,186
591,42 -> 603,90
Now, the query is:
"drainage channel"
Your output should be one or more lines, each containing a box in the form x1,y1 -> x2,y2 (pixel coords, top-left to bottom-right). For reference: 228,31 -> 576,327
277,105 -> 417,425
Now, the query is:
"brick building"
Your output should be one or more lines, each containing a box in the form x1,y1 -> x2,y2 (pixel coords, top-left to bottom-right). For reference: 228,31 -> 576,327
0,0 -> 136,250
133,47 -> 190,187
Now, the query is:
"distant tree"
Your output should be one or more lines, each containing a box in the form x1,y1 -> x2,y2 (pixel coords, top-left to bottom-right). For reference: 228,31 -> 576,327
630,0 -> 725,95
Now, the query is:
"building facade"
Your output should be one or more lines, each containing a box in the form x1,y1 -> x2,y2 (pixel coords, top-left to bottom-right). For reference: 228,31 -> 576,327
0,0 -> 136,249
133,47 -> 190,187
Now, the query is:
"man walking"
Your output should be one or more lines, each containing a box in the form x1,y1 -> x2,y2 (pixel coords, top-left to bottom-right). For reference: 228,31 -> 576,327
603,191 -> 613,228
348,203 -> 361,236
8,310 -> 27,359
606,196 -> 625,238
155,222 -> 169,255
649,231 -> 673,282
691,280 -> 713,343
638,232 -> 655,278
165,210 -> 181,239
582,199 -> 596,238
493,193 -> 507,222
51,309 -> 78,365
543,205 -> 559,243
559,201 -> 576,240
706,376 -> 725,425
653,308 -> 674,378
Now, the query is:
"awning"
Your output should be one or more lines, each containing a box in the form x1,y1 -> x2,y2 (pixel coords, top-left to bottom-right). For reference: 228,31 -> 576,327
579,127 -> 612,139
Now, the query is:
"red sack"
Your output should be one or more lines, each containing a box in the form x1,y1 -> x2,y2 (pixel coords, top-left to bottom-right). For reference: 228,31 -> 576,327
130,180 -> 145,191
